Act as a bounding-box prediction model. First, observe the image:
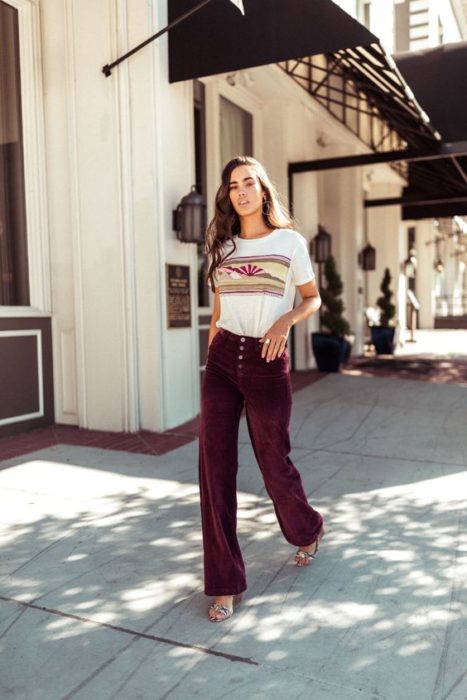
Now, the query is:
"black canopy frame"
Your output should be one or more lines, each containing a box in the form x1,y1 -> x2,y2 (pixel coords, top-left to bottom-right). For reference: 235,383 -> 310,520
286,41 -> 467,219
103,0 -> 467,219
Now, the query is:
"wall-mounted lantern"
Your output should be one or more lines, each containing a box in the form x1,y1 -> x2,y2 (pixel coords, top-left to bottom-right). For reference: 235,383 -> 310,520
434,257 -> 444,273
358,243 -> 376,271
311,225 -> 332,263
172,186 -> 206,243
311,225 -> 332,300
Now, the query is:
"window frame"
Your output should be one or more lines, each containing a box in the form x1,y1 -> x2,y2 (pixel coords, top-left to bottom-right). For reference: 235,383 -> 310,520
0,0 -> 50,316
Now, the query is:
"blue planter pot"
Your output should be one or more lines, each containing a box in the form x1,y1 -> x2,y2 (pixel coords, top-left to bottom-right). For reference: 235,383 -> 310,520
370,326 -> 395,355
312,333 -> 350,372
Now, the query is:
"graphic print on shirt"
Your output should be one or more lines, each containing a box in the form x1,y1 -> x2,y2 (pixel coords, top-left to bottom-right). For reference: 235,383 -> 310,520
216,254 -> 291,297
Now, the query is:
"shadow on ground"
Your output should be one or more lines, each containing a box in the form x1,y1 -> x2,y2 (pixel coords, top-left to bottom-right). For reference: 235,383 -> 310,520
1,374 -> 467,699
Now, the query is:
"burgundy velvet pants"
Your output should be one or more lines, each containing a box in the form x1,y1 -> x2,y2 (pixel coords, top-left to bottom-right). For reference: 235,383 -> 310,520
199,328 -> 323,596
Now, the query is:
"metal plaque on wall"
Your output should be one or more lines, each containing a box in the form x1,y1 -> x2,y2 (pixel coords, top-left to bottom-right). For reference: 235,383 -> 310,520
166,264 -> 191,328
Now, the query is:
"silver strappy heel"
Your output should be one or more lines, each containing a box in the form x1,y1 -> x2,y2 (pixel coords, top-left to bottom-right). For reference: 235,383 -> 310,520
294,526 -> 325,567
207,594 -> 242,622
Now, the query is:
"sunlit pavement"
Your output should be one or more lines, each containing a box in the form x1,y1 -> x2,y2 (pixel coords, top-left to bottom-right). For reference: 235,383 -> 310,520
396,329 -> 467,359
1,373 -> 467,699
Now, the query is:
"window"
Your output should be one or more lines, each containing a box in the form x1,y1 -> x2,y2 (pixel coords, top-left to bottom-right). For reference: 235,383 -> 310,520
193,81 -> 209,308
394,0 -> 410,52
408,0 -> 429,49
394,1 -> 431,55
220,97 -> 253,166
357,0 -> 371,28
0,1 -> 29,305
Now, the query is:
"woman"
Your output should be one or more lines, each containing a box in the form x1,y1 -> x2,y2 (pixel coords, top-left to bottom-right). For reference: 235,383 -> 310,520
200,156 -> 324,623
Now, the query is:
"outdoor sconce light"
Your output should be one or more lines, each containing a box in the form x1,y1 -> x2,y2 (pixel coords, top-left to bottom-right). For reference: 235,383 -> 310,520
358,243 -> 376,271
311,225 -> 332,263
311,225 -> 332,296
172,186 -> 206,243
434,257 -> 444,273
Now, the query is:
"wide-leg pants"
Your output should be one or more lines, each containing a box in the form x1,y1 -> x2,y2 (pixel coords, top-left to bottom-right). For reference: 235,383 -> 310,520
199,328 -> 323,596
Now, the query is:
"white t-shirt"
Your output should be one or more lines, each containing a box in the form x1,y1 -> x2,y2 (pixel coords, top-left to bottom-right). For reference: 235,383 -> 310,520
213,228 -> 315,338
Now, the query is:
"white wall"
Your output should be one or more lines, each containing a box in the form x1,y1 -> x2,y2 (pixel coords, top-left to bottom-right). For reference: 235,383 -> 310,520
42,0 -> 128,431
366,182 -> 404,341
280,102 -> 320,368
42,0 -> 201,433
318,151 -> 365,354
416,220 -> 436,327
154,1 -> 201,430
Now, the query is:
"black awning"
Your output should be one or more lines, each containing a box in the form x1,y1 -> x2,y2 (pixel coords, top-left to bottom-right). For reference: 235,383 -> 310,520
168,0 -> 378,83
394,42 -> 467,219
395,42 -> 467,143
168,0 -> 467,220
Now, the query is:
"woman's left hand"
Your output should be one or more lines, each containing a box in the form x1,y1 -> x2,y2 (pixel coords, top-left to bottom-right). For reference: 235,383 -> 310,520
260,318 -> 291,362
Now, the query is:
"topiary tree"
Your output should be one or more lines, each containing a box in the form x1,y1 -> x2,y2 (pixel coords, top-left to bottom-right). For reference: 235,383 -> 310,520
320,255 -> 351,336
376,268 -> 396,326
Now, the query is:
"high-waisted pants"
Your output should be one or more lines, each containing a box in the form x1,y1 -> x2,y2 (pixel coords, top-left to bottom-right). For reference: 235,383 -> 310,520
199,328 -> 323,596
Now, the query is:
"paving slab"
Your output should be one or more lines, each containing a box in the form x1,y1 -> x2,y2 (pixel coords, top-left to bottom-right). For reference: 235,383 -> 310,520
1,375 -> 467,700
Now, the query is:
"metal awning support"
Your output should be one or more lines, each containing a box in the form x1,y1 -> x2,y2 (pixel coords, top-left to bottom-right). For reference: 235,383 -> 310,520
286,41 -> 467,220
289,141 -> 467,174
365,196 -> 467,208
280,42 -> 441,160
102,0 -> 242,76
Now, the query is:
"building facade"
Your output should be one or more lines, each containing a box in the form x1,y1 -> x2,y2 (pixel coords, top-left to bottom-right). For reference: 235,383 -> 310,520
0,0 -> 466,438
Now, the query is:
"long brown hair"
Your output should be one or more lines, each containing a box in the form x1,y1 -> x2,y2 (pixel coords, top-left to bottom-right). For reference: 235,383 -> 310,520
206,156 -> 294,289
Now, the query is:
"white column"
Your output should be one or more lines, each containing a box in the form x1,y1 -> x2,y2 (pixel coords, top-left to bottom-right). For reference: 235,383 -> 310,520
416,220 -> 436,328
318,152 -> 365,355
366,181 -> 405,344
283,102 -> 320,369
43,0 -> 129,431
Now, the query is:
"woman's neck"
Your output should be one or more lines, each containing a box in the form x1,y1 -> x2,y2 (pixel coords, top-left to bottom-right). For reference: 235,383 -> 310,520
239,217 -> 273,240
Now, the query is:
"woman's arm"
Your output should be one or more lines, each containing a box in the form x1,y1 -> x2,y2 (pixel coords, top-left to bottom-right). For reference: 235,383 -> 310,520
261,280 -> 321,361
208,288 -> 222,347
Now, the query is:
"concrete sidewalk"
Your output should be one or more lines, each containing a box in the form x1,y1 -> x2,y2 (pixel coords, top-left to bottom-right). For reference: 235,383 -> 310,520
1,374 -> 466,700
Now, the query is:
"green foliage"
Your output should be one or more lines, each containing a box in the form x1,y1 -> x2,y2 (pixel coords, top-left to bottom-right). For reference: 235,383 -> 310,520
320,255 -> 351,336
376,267 -> 396,326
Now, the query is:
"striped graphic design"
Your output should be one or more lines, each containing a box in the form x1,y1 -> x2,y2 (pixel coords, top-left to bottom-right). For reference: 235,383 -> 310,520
217,255 -> 291,297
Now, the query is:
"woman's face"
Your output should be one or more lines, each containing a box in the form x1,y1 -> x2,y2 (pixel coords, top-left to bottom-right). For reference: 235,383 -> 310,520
228,165 -> 265,218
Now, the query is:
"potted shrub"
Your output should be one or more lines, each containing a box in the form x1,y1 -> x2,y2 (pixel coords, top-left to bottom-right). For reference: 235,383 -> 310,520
370,267 -> 396,355
312,255 -> 352,372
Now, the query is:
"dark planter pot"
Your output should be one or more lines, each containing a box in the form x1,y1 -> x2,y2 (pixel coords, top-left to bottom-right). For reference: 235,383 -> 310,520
370,326 -> 395,355
312,333 -> 351,372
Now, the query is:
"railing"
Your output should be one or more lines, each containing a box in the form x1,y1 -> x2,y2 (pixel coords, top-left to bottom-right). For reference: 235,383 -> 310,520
435,295 -> 467,317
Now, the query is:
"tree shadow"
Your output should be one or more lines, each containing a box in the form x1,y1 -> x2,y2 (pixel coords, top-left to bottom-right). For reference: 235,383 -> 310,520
0,444 -> 466,699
